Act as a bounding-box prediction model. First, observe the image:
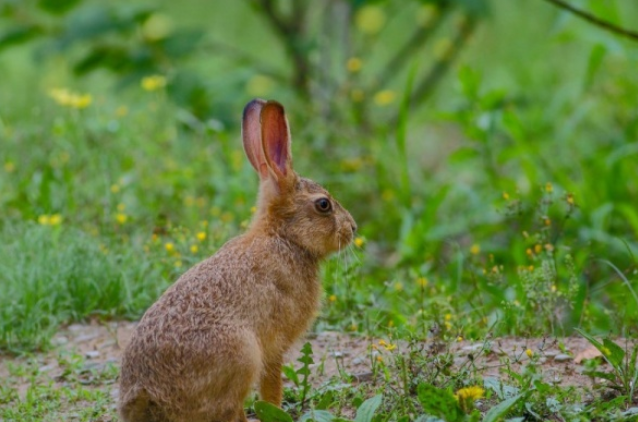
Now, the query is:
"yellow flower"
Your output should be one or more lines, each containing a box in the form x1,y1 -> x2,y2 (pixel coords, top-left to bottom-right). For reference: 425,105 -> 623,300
376,355 -> 383,363
417,277 -> 428,288
457,336 -> 463,342
115,106 -> 128,117
381,189 -> 394,202
470,244 -> 480,255
545,182 -> 553,193
246,74 -> 275,97
221,212 -> 234,223
350,89 -> 364,102
142,13 -> 173,41
455,386 -> 484,401
373,90 -> 396,106
416,4 -> 439,26
116,213 -> 128,224
528,265 -> 534,271
197,231 -> 207,241
544,217 -> 551,226
110,184 -> 120,194
329,294 -> 337,303
566,193 -> 575,205
165,242 -> 175,253
72,94 -> 92,109
384,343 -> 397,351
49,88 -> 92,109
526,248 -> 533,256
534,244 -> 542,254
250,206 -> 257,214
551,284 -> 557,293
433,38 -> 452,61
355,5 -> 386,35
445,313 -> 452,321
526,348 -> 534,358
4,161 -> 15,173
354,237 -> 365,248
346,57 -> 363,73
141,75 -> 167,91
190,245 -> 199,254
502,192 -> 510,200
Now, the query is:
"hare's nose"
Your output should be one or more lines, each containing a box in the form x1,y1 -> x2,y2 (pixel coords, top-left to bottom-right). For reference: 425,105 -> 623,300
350,222 -> 358,234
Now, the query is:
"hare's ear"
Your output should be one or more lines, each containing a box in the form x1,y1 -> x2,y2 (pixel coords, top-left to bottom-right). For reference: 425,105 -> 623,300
242,99 -> 269,179
260,101 -> 293,187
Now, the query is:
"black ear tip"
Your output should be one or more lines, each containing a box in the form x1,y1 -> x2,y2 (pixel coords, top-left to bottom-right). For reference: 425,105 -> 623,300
243,98 -> 267,120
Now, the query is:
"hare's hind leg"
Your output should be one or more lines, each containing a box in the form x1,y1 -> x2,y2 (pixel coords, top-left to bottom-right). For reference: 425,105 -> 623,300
119,389 -> 168,422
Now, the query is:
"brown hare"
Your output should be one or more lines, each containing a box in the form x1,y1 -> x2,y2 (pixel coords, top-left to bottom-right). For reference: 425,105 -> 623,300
119,99 -> 357,422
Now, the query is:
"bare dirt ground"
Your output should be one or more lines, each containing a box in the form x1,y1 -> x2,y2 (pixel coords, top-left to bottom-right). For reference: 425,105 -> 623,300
0,321 -> 623,419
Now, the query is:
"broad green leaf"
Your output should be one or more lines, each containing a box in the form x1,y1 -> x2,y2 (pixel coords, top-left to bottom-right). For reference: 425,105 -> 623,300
584,44 -> 606,89
602,338 -> 625,368
575,328 -> 604,351
582,370 -> 617,383
482,394 -> 521,422
281,364 -> 299,387
416,383 -> 464,421
354,394 -> 383,422
0,25 -> 42,51
253,401 -> 294,422
299,409 -> 335,422
38,0 -> 83,15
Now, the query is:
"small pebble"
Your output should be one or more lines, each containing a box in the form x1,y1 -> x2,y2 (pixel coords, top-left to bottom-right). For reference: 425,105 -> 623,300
554,354 -> 573,362
51,336 -> 69,346
461,344 -> 483,352
38,364 -> 56,372
75,333 -> 99,343
85,350 -> 100,359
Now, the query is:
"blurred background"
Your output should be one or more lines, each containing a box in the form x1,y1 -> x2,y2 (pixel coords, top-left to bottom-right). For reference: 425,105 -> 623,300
1,0 -> 638,352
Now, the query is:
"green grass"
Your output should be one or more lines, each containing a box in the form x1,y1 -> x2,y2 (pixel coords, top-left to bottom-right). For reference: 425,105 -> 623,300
1,0 -> 638,419
1,0 -> 637,352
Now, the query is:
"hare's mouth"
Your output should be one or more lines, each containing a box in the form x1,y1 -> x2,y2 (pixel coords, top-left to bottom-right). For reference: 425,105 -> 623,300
336,228 -> 354,250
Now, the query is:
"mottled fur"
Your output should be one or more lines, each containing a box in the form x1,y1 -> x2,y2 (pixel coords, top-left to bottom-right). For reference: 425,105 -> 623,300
119,99 -> 356,422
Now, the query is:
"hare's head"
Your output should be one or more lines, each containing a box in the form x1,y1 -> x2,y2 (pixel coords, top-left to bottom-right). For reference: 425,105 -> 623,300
242,99 -> 356,259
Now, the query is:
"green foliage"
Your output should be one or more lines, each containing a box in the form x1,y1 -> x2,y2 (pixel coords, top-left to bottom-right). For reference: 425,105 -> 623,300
417,384 -> 470,422
254,401 -> 295,422
283,342 -> 315,407
576,329 -> 638,404
1,0 -> 638,418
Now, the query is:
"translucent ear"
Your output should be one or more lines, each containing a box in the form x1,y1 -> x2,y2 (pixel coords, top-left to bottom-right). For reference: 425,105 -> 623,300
260,101 -> 293,183
242,99 -> 269,179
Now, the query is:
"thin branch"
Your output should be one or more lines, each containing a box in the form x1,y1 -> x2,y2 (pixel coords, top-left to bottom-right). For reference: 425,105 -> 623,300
202,39 -> 288,84
250,0 -> 312,98
408,16 -> 477,108
541,0 -> 638,42
377,4 -> 452,88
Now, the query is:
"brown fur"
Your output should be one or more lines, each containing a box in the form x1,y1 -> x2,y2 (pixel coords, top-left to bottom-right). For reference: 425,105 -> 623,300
119,99 -> 356,422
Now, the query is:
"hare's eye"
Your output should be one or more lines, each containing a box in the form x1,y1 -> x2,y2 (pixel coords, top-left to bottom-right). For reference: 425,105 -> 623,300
314,198 -> 332,213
